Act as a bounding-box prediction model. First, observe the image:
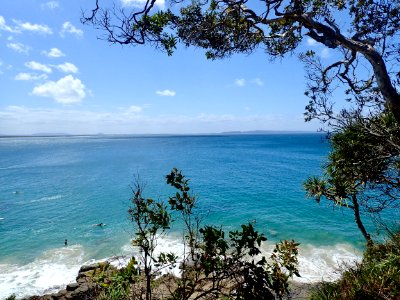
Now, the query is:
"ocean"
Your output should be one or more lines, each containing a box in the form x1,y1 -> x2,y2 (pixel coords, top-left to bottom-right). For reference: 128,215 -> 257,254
0,134 -> 365,299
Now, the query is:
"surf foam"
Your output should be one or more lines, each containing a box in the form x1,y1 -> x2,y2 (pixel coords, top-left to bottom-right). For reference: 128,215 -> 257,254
0,237 -> 362,299
0,245 -> 87,299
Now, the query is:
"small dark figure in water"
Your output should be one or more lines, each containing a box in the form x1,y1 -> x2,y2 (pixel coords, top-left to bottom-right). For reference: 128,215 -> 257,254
96,223 -> 106,227
64,239 -> 68,246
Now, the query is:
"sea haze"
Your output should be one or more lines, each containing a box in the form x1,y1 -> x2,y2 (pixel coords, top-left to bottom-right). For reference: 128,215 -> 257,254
0,134 -> 364,298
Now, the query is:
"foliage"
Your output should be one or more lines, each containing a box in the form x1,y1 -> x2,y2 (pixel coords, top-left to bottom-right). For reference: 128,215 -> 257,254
304,112 -> 400,244
309,232 -> 400,300
128,178 -> 178,300
121,168 -> 299,300
5,295 -> 16,300
95,258 -> 139,300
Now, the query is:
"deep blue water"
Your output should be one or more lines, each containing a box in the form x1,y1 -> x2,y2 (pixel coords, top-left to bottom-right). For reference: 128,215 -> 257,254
0,134 -> 366,298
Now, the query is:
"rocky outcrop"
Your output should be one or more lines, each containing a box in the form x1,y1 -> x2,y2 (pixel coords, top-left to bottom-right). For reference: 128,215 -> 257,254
23,262 -> 116,300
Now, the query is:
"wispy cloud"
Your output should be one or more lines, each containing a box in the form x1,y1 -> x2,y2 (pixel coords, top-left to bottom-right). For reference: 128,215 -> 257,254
234,78 -> 246,87
43,47 -> 65,58
156,89 -> 176,97
320,48 -> 331,59
126,105 -> 142,114
0,107 -> 318,135
60,22 -> 83,38
25,61 -> 52,73
7,42 -> 30,54
0,16 -> 18,33
252,78 -> 264,86
15,72 -> 48,81
56,62 -> 78,74
121,0 -> 165,8
306,37 -> 331,59
13,19 -> 53,35
32,75 -> 86,104
41,1 -> 59,10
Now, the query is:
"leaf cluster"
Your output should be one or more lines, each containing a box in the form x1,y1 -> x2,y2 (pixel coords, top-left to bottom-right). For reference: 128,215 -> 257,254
304,111 -> 400,243
126,169 -> 300,300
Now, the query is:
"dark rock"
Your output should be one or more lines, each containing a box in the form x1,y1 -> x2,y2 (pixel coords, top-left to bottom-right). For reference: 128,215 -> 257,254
66,283 -> 79,291
76,277 -> 87,285
77,285 -> 89,293
78,263 -> 99,273
79,261 -> 109,274
53,289 -> 67,298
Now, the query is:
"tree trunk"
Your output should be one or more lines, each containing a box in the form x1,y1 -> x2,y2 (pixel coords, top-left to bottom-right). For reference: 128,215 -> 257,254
352,195 -> 373,245
364,51 -> 400,123
298,14 -> 400,124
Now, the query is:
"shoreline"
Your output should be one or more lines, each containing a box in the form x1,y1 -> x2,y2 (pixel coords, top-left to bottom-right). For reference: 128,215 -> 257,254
1,240 -> 362,299
19,260 -> 320,300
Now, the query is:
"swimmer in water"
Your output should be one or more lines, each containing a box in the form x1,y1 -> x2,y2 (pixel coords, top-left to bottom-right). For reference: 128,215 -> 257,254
95,223 -> 106,227
64,239 -> 68,246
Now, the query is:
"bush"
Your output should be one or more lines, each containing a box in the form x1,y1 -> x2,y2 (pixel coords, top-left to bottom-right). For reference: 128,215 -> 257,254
101,169 -> 300,300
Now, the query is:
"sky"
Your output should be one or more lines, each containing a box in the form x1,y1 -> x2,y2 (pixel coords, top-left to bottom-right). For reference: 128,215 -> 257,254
0,0 -> 333,135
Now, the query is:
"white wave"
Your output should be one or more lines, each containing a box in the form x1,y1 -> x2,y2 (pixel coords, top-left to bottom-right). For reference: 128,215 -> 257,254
120,235 -> 186,277
295,243 -> 362,283
261,241 -> 362,283
29,195 -> 63,203
14,195 -> 64,205
0,245 -> 87,299
0,237 -> 362,299
121,236 -> 362,282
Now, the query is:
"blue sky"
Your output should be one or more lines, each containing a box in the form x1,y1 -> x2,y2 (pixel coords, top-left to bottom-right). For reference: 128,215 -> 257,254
0,0 -> 332,135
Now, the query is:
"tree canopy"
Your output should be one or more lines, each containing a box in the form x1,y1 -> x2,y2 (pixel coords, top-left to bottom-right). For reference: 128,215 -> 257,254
305,111 -> 400,244
82,0 -> 400,124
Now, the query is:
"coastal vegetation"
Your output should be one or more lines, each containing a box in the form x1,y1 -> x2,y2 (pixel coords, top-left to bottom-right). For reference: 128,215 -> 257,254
78,0 -> 400,298
119,168 -> 300,300
46,0 -> 400,298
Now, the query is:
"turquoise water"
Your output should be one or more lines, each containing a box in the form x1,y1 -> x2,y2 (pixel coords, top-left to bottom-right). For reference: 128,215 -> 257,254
0,134 -> 365,298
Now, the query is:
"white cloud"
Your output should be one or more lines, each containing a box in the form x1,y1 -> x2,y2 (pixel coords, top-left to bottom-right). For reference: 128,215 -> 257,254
43,48 -> 65,58
7,42 -> 30,54
234,78 -> 246,87
121,0 -> 165,8
15,72 -> 48,81
252,78 -> 264,86
56,62 -> 78,74
306,37 -> 317,46
156,89 -> 176,97
0,107 -> 319,135
41,1 -> 59,10
0,16 -> 17,32
13,20 -> 53,35
32,75 -> 86,104
25,61 -> 52,73
60,22 -> 83,38
126,105 -> 142,114
320,48 -> 331,59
